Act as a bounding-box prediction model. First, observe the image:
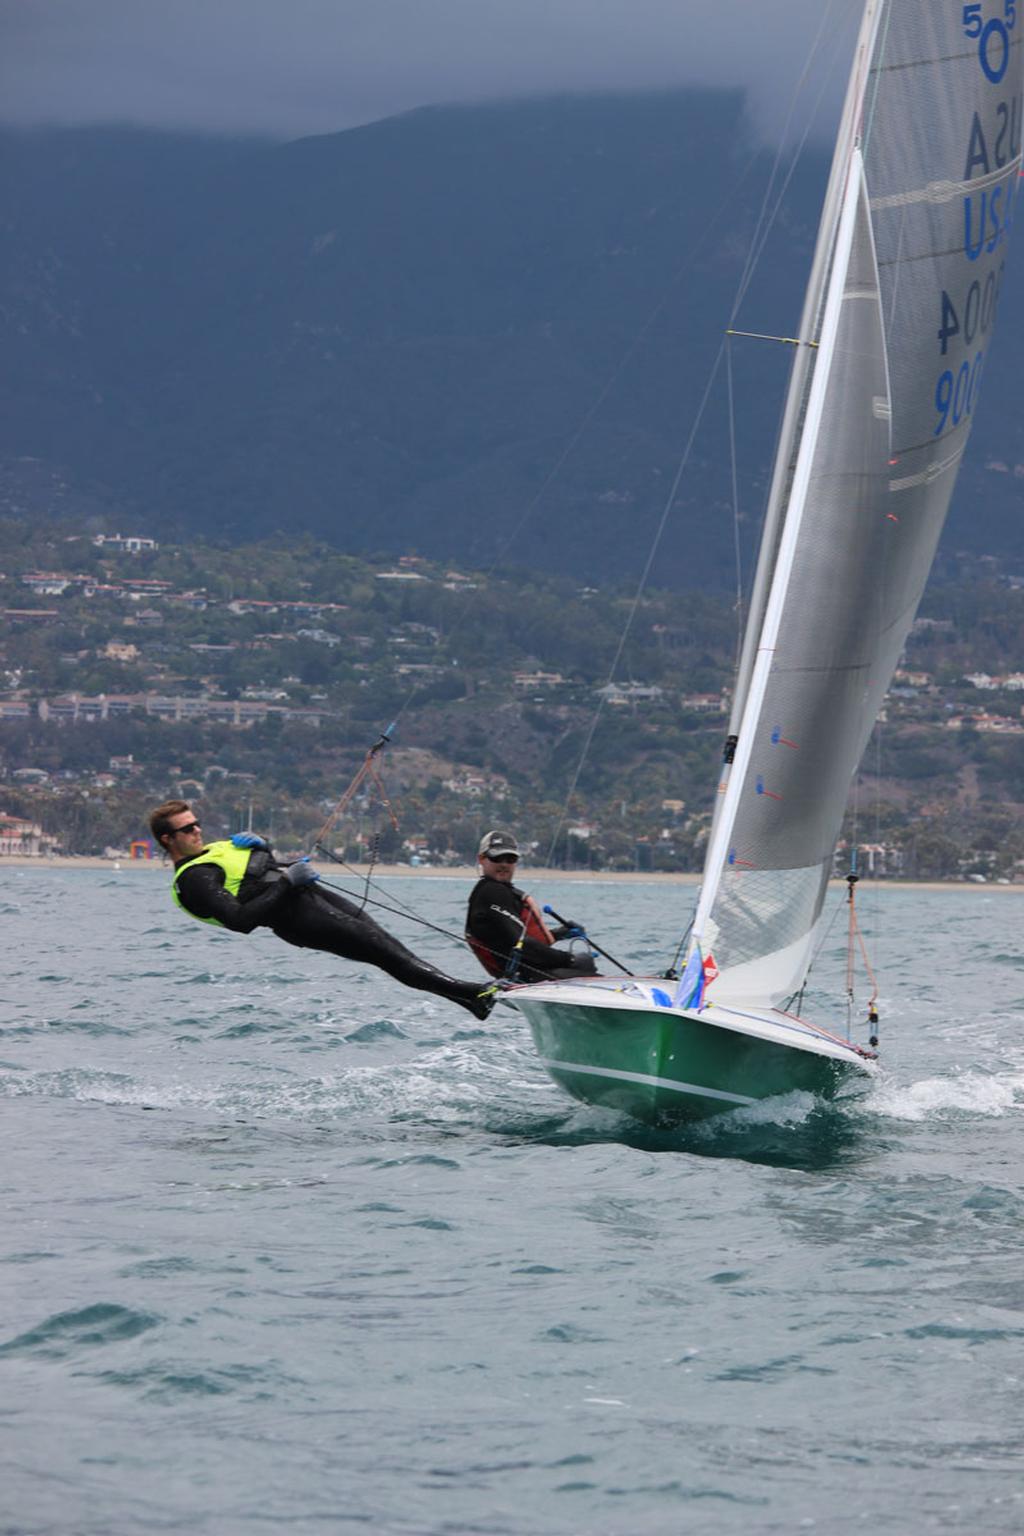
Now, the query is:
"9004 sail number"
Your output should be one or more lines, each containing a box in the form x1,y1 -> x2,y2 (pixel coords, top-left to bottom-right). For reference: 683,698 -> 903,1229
935,349 -> 985,434
934,260 -> 1004,432
937,262 -> 1006,354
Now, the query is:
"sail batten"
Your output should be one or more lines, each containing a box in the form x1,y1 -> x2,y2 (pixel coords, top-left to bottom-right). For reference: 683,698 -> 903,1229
695,0 -> 1023,1005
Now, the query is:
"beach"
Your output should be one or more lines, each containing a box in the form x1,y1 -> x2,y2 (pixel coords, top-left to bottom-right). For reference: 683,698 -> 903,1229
0,854 -> 688,881
1,854 -> 1021,891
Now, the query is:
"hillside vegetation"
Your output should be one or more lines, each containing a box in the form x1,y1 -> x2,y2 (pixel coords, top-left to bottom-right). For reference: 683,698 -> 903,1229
3,518 -> 1024,878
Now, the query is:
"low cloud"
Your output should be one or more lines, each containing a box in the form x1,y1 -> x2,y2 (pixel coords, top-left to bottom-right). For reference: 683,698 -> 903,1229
0,0 -> 855,141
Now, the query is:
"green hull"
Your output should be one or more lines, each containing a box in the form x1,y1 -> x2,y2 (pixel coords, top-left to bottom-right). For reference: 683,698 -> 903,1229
517,995 -> 868,1124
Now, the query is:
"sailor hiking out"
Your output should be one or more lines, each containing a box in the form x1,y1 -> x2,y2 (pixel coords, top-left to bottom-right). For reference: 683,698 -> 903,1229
151,800 -> 495,1019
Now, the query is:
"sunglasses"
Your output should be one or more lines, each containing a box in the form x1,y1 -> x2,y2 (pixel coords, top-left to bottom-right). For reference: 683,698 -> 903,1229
486,853 -> 518,864
170,821 -> 201,837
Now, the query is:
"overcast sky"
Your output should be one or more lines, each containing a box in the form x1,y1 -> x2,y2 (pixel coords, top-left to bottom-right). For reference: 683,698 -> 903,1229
0,0 -> 860,142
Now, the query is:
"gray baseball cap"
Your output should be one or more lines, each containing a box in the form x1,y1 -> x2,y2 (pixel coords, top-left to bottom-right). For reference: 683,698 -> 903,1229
478,830 -> 519,859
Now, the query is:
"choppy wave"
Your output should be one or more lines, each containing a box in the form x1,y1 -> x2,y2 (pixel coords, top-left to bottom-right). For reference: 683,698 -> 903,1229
868,1068 -> 1024,1120
0,1035 -> 539,1128
6,873 -> 1024,1535
0,1304 -> 160,1359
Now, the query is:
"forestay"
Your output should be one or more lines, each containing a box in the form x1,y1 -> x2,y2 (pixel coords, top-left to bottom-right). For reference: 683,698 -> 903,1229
694,0 -> 1023,1004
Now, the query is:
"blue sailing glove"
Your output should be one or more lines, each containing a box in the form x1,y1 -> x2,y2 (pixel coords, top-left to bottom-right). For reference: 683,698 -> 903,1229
282,857 -> 319,888
551,922 -> 586,942
230,833 -> 268,849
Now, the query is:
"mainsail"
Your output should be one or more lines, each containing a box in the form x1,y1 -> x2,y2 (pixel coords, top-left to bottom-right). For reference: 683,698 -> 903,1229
694,0 -> 1023,1004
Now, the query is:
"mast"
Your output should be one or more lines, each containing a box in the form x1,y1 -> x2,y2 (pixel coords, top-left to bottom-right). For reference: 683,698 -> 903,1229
696,0 -> 888,944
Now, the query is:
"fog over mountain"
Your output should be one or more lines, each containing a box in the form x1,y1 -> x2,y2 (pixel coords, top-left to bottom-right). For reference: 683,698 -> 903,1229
2,88 -> 1022,585
3,0 -> 853,142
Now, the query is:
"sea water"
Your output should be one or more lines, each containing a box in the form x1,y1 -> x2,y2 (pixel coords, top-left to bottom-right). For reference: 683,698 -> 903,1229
2,869 -> 1023,1535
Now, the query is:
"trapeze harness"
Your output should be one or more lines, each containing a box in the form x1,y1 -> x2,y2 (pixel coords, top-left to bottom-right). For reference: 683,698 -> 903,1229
171,839 -> 493,1014
171,840 -> 252,925
466,890 -> 551,979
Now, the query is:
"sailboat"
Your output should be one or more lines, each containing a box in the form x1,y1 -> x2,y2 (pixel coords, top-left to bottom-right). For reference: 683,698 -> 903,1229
510,0 -> 1023,1122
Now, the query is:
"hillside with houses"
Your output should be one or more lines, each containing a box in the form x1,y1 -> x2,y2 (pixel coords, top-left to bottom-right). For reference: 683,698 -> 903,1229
2,517 -> 1024,878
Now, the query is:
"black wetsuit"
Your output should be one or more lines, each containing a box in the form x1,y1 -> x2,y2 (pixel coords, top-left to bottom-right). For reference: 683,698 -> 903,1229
175,848 -> 491,1014
465,876 -> 597,983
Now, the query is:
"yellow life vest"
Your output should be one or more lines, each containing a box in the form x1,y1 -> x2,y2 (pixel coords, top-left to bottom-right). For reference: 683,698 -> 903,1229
171,840 -> 252,926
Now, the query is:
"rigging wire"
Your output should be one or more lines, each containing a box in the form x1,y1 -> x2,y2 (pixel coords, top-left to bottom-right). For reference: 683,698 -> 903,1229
862,704 -> 887,1044
543,331 -> 729,867
348,112 -> 797,759
312,859 -> 470,947
782,882 -> 848,1019
312,0 -> 857,956
543,0 -> 850,878
316,126 -> 801,873
846,872 -> 880,1043
312,722 -> 398,854
666,918 -> 694,980
309,142 -> 781,861
314,845 -> 435,923
725,338 -> 745,677
310,859 -> 619,980
727,0 -> 850,325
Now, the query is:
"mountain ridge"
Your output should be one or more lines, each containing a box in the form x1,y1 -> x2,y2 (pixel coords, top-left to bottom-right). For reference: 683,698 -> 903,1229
2,92 -> 1022,581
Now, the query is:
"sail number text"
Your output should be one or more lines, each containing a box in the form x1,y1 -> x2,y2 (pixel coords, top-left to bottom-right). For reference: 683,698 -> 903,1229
938,262 -> 1006,353
963,2 -> 1017,84
935,350 -> 985,434
934,261 -> 1007,432
932,9 -> 1020,435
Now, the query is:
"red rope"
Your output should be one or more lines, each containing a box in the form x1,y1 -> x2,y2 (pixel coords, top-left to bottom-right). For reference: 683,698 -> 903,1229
311,730 -> 398,852
846,874 -> 879,1015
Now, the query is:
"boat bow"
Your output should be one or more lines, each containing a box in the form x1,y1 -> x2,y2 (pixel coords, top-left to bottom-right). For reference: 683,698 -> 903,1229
509,977 -> 876,1122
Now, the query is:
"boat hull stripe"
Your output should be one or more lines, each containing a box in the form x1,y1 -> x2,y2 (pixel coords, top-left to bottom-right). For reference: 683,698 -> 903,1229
536,1058 -> 757,1105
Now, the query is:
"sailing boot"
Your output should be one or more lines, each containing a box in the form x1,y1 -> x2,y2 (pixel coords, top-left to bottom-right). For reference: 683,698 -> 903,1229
448,979 -> 498,1021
